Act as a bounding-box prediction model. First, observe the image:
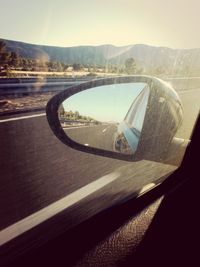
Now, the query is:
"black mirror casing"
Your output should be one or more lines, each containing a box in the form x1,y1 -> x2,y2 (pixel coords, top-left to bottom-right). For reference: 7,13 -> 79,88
46,76 -> 183,162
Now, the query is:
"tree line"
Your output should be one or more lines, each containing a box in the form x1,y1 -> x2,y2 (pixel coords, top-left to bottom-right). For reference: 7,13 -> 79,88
0,40 -> 69,72
1,40 -> 197,76
0,40 -> 142,74
59,107 -> 100,124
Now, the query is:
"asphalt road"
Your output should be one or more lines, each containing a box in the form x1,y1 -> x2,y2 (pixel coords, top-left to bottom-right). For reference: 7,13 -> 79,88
0,79 -> 199,247
65,124 -> 117,151
0,115 -> 176,231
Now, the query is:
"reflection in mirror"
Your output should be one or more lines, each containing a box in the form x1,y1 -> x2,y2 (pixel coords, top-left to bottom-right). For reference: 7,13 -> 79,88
58,83 -> 150,155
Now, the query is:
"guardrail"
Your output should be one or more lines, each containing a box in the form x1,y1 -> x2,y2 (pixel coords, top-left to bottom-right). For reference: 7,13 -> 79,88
0,77 -> 92,84
0,81 -> 83,95
0,76 -> 199,95
0,77 -> 104,95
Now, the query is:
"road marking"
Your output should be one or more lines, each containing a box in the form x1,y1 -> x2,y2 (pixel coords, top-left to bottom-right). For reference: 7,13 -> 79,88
0,172 -> 119,246
102,128 -> 107,133
0,113 -> 46,123
63,125 -> 92,130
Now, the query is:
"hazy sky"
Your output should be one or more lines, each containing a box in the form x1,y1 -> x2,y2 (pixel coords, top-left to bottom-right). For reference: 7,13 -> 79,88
62,83 -> 146,122
0,0 -> 199,49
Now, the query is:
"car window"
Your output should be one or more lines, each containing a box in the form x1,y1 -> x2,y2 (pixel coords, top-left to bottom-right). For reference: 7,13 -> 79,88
0,0 -> 200,249
125,86 -> 150,133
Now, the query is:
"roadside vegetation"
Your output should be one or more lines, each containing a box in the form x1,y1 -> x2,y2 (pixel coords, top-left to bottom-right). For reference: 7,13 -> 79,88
1,39 -> 199,115
59,106 -> 100,125
1,40 -> 197,79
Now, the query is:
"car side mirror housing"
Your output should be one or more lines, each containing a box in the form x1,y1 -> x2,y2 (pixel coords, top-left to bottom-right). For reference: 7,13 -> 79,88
46,76 -> 183,162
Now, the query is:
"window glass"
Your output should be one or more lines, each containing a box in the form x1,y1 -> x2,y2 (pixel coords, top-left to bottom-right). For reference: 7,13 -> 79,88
0,0 -> 199,246
125,87 -> 150,133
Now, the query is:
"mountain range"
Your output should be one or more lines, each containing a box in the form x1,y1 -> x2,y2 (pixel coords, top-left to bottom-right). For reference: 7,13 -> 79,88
1,38 -> 200,73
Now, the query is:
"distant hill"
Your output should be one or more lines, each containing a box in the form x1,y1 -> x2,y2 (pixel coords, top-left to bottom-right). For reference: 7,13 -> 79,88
1,38 -> 200,73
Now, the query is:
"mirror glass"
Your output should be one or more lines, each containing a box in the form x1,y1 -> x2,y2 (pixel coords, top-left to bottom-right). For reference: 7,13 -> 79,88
58,83 -> 150,155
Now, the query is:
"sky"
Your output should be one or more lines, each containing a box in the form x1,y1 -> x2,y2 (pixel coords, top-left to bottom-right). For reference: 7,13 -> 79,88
62,83 -> 146,122
0,0 -> 199,49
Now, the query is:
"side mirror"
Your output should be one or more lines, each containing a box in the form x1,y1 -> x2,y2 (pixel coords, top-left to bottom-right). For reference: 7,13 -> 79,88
46,76 -> 183,162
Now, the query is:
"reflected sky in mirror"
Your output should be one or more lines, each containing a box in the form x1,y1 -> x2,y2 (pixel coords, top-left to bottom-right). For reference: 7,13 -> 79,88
62,83 -> 147,122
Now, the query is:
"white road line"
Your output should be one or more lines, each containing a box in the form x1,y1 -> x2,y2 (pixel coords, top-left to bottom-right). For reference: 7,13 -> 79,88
63,125 -> 92,130
102,128 -> 107,133
0,113 -> 46,123
0,172 -> 119,246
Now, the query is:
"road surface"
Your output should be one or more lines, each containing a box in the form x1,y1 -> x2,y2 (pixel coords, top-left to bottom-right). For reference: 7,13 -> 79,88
64,124 -> 117,151
0,79 -> 199,248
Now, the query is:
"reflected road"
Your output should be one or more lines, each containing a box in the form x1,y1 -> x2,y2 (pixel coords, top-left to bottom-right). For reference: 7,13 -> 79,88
65,124 -> 117,151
